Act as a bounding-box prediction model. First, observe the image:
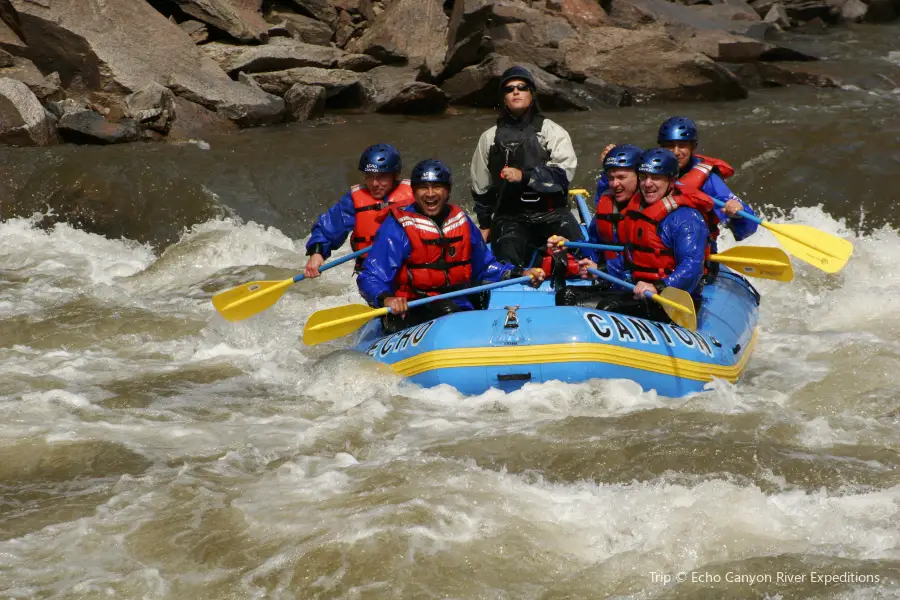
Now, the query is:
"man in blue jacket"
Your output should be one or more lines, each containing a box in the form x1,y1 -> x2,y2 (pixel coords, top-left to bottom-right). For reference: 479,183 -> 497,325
304,143 -> 414,277
579,148 -> 714,322
358,159 -> 545,333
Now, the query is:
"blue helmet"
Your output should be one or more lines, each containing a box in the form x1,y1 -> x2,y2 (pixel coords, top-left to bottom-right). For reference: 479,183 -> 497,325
603,144 -> 643,172
410,159 -> 452,186
657,117 -> 698,144
638,148 -> 679,178
359,143 -> 402,173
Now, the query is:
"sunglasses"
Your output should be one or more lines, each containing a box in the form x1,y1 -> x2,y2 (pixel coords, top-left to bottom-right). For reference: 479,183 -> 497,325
503,84 -> 531,94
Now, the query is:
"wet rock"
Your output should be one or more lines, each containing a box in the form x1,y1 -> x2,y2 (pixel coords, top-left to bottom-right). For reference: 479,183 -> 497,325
0,77 -> 58,146
7,0 -> 285,128
201,39 -> 344,75
838,0 -> 868,20
178,19 -> 210,44
732,61 -> 839,87
125,82 -> 177,133
361,65 -> 448,113
57,109 -> 141,145
264,9 -> 334,45
682,29 -> 817,61
284,82 -> 326,120
862,0 -> 900,21
560,27 -> 748,101
247,66 -> 364,106
167,95 -> 239,140
346,0 -> 449,79
441,53 -> 630,109
168,0 -> 269,42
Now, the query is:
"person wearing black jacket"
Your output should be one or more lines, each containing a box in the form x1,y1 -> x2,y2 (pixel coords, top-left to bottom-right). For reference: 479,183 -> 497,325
468,66 -> 584,266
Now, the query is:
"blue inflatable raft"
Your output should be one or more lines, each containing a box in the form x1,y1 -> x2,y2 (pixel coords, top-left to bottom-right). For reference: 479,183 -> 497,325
351,268 -> 760,397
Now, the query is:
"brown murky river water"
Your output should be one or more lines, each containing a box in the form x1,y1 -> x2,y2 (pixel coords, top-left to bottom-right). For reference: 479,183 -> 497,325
1,23 -> 900,600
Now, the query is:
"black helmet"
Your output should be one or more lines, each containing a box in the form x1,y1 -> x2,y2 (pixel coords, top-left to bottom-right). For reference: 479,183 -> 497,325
499,66 -> 536,92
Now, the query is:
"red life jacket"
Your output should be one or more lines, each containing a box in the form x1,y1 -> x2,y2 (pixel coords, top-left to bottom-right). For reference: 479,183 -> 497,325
594,191 -> 628,262
392,204 -> 473,300
677,154 -> 735,190
350,179 -> 414,252
621,187 -> 717,283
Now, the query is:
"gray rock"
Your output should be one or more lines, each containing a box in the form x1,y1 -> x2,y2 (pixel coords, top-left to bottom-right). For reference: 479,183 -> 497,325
336,52 -> 382,71
248,66 -> 364,102
264,10 -> 334,45
0,47 -> 12,67
178,20 -> 210,44
288,0 -> 338,26
169,0 -> 269,42
284,83 -> 326,120
443,0 -> 495,79
0,77 -> 58,146
167,95 -> 239,140
125,82 -> 177,133
57,109 -> 141,145
0,56 -> 64,101
361,65 -> 448,113
839,0 -> 867,20
763,3 -> 792,26
8,0 -> 285,128
346,0 -> 449,79
732,62 -> 839,87
201,39 -> 344,75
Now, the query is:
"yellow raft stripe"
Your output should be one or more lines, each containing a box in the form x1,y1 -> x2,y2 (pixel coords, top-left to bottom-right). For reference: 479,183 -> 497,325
390,329 -> 758,383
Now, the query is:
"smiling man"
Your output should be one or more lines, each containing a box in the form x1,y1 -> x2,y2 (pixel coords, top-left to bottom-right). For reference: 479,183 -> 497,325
468,66 -> 583,266
577,148 -> 717,322
358,159 -> 545,334
304,143 -> 414,276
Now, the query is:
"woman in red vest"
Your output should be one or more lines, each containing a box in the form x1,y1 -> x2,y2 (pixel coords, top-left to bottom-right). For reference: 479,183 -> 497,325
304,143 -> 414,277
358,160 -> 545,333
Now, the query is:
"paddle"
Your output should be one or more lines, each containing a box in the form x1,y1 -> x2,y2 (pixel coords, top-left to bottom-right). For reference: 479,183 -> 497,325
562,241 -> 794,282
212,248 -> 368,322
303,275 -> 536,346
712,198 -> 852,274
586,267 -> 697,331
568,189 -> 593,225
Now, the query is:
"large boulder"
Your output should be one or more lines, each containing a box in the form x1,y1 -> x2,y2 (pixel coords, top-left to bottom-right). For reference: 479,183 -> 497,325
125,82 -> 177,133
553,0 -> 609,27
732,62 -> 839,87
167,95 -> 239,140
287,0 -> 338,26
283,83 -> 326,120
0,77 -> 58,146
7,0 -> 284,127
168,0 -> 269,42
0,56 -> 64,101
443,0 -> 495,79
247,67 -> 365,106
361,65 -> 449,113
57,109 -> 142,145
614,0 -> 777,38
441,54 -> 630,109
264,9 -> 334,45
681,29 -> 819,62
560,27 -> 748,101
201,39 -> 344,75
346,0 -> 449,79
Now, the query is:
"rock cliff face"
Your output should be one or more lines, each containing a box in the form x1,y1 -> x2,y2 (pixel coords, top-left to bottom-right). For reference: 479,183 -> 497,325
0,0 -> 883,146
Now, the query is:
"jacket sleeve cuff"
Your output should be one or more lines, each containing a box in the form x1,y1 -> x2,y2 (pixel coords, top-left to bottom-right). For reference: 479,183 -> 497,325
376,292 -> 390,307
306,243 -> 325,257
654,280 -> 667,293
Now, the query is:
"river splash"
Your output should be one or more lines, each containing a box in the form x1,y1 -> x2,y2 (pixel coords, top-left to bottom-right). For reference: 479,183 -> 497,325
1,203 -> 898,598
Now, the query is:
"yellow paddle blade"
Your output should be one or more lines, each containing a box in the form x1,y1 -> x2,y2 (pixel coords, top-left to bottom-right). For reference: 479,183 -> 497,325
764,222 -> 853,274
212,279 -> 293,322
655,287 -> 697,331
568,188 -> 590,196
303,304 -> 390,346
710,246 -> 794,282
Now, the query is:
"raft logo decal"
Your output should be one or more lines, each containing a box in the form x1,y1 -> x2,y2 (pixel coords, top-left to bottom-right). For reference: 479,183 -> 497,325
583,312 -> 713,358
366,320 -> 436,357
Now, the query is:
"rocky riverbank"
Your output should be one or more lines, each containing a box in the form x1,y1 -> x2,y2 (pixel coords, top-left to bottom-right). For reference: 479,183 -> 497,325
0,0 -> 896,147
